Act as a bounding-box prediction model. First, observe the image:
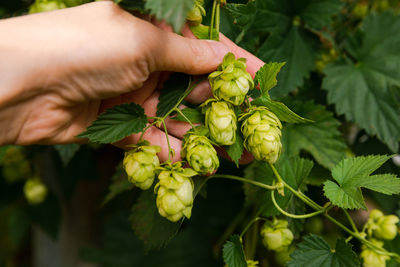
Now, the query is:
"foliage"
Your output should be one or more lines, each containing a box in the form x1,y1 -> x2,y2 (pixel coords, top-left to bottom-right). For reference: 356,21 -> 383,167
1,0 -> 400,266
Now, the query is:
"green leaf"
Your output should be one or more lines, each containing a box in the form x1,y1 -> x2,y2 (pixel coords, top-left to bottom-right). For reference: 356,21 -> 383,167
254,62 -> 286,95
222,235 -> 247,267
252,96 -> 311,123
172,107 -> 204,124
323,13 -> 400,151
78,103 -> 147,144
243,157 -> 312,217
103,163 -> 134,205
298,0 -> 343,30
323,155 -> 400,210
281,101 -> 347,169
288,235 -> 360,267
157,73 -> 191,118
190,25 -> 219,40
258,26 -> 318,98
145,0 -> 194,32
54,144 -> 81,167
225,129 -> 244,168
130,189 -> 181,250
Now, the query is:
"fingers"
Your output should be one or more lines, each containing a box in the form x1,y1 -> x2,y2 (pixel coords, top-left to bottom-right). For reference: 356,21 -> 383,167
152,31 -> 229,74
181,25 -> 265,77
185,79 -> 213,104
115,126 -> 182,162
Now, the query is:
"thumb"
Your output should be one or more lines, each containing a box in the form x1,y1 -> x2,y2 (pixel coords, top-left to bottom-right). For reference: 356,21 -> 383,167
153,32 -> 229,74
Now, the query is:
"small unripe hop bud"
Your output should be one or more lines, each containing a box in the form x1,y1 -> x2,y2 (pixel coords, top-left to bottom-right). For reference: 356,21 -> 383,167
201,99 -> 237,146
361,239 -> 389,267
186,0 -> 206,25
29,0 -> 66,14
260,219 -> 293,252
155,162 -> 197,222
240,107 -> 282,164
23,178 -> 48,205
123,141 -> 161,190
181,130 -> 219,175
209,53 -> 254,106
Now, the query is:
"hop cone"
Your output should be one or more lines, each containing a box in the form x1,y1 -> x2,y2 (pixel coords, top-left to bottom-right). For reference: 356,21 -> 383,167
123,141 -> 161,190
201,99 -> 237,146
240,107 -> 282,164
182,129 -> 219,175
260,219 -> 293,252
23,178 -> 48,205
368,209 -> 399,240
29,0 -> 66,13
361,239 -> 389,267
155,162 -> 197,222
187,0 -> 205,25
209,53 -> 254,106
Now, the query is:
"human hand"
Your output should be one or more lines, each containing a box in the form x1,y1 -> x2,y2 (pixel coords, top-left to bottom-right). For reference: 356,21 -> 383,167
0,1 -> 264,162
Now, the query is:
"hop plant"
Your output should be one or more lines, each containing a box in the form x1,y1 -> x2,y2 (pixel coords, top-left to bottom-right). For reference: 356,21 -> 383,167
360,239 -> 389,267
123,141 -> 161,190
181,127 -> 219,175
155,162 -> 197,222
367,209 -> 399,240
23,178 -> 48,205
240,107 -> 282,163
209,53 -> 254,106
201,99 -> 237,146
246,260 -> 259,267
186,0 -> 205,25
260,219 -> 293,252
29,0 -> 66,13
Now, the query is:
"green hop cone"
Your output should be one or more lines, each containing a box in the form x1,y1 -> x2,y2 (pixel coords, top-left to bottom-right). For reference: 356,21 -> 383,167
209,53 -> 254,106
29,0 -> 66,13
23,178 -> 48,205
360,239 -> 389,267
155,162 -> 197,222
260,219 -> 293,252
186,0 -> 205,25
201,99 -> 237,146
239,107 -> 282,163
246,260 -> 259,267
181,128 -> 219,175
368,209 -> 399,240
123,141 -> 161,190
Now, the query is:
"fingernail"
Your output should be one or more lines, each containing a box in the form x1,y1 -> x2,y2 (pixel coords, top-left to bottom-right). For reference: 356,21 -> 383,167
206,40 -> 230,62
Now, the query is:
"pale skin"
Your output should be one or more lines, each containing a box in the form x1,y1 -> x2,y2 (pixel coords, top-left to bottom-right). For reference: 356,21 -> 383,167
0,1 -> 264,162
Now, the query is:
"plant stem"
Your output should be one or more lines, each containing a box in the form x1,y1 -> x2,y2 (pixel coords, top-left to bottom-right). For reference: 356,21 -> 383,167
174,108 -> 195,128
209,0 -> 217,40
343,209 -> 359,233
139,121 -> 157,141
215,1 -> 220,35
240,217 -> 266,238
269,163 -> 322,210
271,190 -> 327,219
210,174 -> 277,190
162,120 -> 172,161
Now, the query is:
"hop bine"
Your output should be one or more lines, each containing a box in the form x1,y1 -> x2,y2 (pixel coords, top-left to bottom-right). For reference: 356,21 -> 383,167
155,162 -> 197,222
240,107 -> 282,164
260,219 -> 293,252
181,127 -> 219,175
209,53 -> 254,106
201,99 -> 237,146
123,141 -> 161,190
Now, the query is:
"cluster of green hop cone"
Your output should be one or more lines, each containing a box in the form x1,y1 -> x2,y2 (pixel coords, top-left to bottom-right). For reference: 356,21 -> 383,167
123,52 -> 283,223
361,209 -> 400,267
